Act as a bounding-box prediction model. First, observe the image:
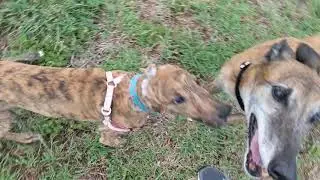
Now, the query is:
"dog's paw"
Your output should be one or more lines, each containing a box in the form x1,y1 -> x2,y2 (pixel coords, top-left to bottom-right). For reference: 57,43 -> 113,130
4,132 -> 42,144
19,133 -> 42,144
99,134 -> 127,148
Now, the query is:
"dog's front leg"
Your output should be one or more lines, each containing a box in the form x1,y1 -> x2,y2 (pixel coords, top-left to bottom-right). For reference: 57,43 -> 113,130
98,126 -> 128,148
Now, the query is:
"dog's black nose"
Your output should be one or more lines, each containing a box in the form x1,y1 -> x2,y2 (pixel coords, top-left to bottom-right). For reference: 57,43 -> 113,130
268,159 -> 297,180
217,104 -> 232,119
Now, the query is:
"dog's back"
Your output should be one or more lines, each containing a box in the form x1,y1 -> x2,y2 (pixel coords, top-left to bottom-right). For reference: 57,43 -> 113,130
0,61 -> 106,120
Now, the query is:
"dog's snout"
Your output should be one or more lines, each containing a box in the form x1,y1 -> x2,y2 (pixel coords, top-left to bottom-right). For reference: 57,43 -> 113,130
268,159 -> 297,180
217,104 -> 232,119
200,101 -> 232,127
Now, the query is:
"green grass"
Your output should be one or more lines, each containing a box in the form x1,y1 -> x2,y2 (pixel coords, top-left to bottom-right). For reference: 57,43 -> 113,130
0,0 -> 104,66
0,0 -> 320,179
103,48 -> 143,72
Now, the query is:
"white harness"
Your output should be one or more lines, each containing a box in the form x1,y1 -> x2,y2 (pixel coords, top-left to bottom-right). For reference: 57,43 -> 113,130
101,72 -> 130,132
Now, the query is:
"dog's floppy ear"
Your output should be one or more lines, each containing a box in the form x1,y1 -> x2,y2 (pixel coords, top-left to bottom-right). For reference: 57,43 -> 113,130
265,39 -> 294,61
144,64 -> 157,78
296,43 -> 320,73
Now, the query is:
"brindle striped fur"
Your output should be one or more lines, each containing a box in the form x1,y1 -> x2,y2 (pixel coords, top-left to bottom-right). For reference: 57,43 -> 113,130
0,61 -> 231,147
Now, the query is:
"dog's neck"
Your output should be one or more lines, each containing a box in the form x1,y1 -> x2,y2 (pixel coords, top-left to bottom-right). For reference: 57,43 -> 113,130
135,74 -> 164,113
235,62 -> 251,111
131,74 -> 154,112
236,63 -> 265,112
141,77 -> 149,97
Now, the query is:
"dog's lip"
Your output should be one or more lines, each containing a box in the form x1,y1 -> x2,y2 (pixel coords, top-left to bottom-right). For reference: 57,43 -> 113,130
245,113 -> 263,177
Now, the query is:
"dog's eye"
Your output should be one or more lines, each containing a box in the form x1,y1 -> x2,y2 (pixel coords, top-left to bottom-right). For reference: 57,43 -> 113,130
173,96 -> 185,104
272,85 -> 292,105
310,112 -> 320,124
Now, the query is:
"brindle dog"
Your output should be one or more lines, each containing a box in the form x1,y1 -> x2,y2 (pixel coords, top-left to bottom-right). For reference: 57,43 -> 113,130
0,60 -> 231,147
214,35 -> 320,180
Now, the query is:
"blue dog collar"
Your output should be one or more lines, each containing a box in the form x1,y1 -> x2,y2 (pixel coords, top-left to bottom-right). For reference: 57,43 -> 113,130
129,74 -> 149,112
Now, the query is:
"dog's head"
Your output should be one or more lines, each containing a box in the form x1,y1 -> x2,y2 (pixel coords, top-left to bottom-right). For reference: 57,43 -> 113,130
141,64 -> 231,126
241,40 -> 320,180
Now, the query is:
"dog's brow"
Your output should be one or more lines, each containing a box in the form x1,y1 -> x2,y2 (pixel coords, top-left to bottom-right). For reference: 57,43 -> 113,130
265,80 -> 277,87
183,80 -> 198,92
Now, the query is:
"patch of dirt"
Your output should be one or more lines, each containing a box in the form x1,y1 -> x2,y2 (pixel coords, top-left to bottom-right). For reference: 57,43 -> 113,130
145,112 -> 197,148
137,0 -> 214,43
78,158 -> 108,180
169,11 -> 200,29
254,0 -> 285,12
145,113 -> 199,171
310,125 -> 320,144
9,148 -> 26,157
251,0 -> 309,24
20,168 -> 39,180
308,165 -> 320,180
137,0 -> 160,22
141,43 -> 163,64
157,148 -> 182,169
69,5 -> 131,68
247,0 -> 272,28
0,36 -> 8,58
299,125 -> 320,180
169,11 -> 214,42
145,112 -> 174,134
69,31 -> 130,68
300,159 -> 320,180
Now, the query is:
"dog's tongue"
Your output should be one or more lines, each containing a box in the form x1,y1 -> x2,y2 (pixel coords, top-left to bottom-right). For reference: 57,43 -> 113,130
250,132 -> 262,165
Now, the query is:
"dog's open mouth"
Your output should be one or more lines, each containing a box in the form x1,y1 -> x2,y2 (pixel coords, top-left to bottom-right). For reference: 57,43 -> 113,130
245,113 -> 263,177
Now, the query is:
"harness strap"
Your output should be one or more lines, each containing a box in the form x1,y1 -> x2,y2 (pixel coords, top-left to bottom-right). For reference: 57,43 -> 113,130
235,61 -> 251,111
101,72 -> 130,132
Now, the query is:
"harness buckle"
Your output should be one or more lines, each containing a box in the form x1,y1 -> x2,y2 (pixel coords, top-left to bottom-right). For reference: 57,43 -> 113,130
107,81 -> 116,87
101,107 -> 112,116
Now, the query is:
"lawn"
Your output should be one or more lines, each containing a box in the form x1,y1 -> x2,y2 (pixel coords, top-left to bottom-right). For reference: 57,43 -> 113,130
0,0 -> 320,179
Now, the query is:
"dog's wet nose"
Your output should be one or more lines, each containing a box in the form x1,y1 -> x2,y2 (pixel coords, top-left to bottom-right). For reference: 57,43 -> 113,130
268,159 -> 297,180
203,103 -> 232,127
217,104 -> 232,119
